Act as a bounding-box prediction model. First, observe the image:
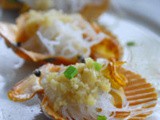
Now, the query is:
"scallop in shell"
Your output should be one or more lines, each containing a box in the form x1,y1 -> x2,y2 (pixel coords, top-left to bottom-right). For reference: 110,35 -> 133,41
0,10 -> 122,65
8,60 -> 157,120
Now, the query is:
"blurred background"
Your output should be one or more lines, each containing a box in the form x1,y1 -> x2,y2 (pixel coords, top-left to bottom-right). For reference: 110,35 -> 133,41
110,0 -> 160,35
0,0 -> 160,34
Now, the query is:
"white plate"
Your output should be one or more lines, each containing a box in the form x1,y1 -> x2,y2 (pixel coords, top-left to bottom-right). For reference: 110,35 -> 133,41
99,13 -> 160,119
0,4 -> 160,120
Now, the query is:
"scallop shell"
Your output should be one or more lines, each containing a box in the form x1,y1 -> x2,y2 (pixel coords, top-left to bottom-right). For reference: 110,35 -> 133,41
114,68 -> 158,119
8,74 -> 43,102
41,68 -> 157,120
80,0 -> 109,21
8,63 -> 157,120
8,64 -> 61,102
0,21 -> 122,65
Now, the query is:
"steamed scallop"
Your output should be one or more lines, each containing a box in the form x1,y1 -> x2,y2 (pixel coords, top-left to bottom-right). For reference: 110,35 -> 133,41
20,0 -> 109,21
0,9 -> 122,65
8,58 -> 157,120
1,0 -> 109,21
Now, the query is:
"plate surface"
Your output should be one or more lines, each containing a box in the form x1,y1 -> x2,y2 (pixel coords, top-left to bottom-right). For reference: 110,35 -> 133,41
0,1 -> 160,119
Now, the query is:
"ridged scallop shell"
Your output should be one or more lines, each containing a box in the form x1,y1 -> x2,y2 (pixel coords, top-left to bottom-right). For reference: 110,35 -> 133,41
8,63 -> 157,120
114,68 -> 157,120
40,68 -> 158,120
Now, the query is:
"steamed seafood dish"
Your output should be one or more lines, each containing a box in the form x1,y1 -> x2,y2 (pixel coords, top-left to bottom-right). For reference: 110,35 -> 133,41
20,0 -> 109,21
8,58 -> 158,120
0,1 -> 159,120
0,9 -> 122,65
0,0 -> 109,20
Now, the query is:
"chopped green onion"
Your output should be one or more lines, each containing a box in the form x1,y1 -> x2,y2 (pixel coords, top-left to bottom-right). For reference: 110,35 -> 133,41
64,66 -> 78,79
93,62 -> 102,71
127,41 -> 135,46
97,115 -> 107,120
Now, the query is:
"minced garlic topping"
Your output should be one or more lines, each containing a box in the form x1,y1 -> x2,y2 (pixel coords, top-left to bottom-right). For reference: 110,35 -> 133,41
41,58 -> 111,111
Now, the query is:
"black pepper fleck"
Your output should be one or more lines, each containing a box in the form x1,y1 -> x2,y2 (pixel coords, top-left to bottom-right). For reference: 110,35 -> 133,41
77,56 -> 85,63
16,42 -> 21,47
45,58 -> 56,63
33,70 -> 41,77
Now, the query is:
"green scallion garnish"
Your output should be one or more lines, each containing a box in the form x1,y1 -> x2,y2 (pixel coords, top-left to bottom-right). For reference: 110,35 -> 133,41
127,41 -> 135,46
93,62 -> 102,71
64,66 -> 78,79
97,115 -> 107,120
